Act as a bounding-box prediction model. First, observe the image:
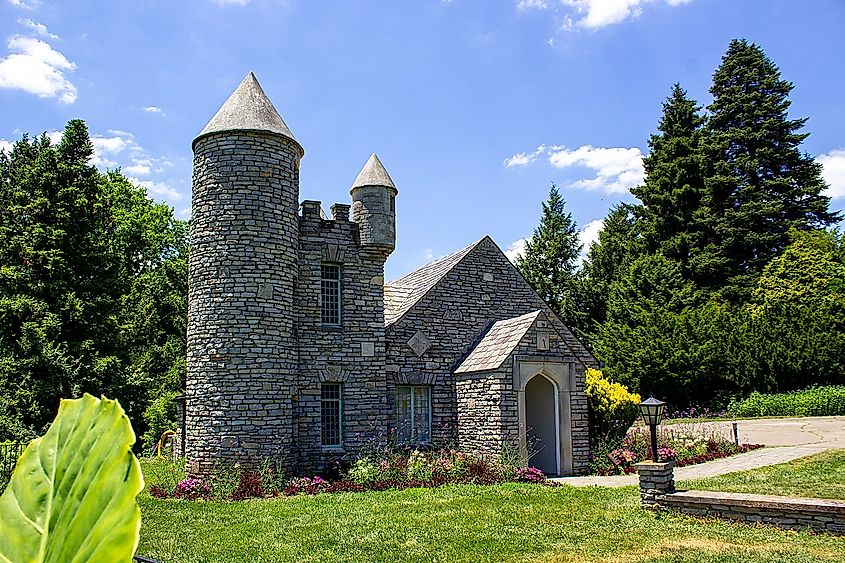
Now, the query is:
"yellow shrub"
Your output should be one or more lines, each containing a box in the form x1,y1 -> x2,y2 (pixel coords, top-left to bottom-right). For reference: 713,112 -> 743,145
586,368 -> 641,438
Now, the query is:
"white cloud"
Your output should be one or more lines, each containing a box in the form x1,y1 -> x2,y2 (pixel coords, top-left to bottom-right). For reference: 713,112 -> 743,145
106,129 -> 134,139
0,35 -> 77,103
0,139 -> 13,154
142,106 -> 164,115
129,177 -> 183,201
7,0 -> 40,9
578,218 -> 603,258
125,162 -> 152,176
92,135 -> 129,155
507,143 -> 644,194
214,0 -> 250,4
86,131 -> 180,201
818,149 -> 845,201
504,238 -> 528,263
549,145 -> 644,193
46,129 -> 62,144
504,144 -> 546,167
520,0 -> 692,30
518,0 -> 549,9
17,18 -> 58,39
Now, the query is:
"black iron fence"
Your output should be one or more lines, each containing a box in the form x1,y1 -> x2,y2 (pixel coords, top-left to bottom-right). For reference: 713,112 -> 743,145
1,441 -> 27,489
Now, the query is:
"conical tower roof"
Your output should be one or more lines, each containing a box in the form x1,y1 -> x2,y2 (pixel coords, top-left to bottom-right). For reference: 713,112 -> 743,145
193,72 -> 302,154
351,153 -> 397,193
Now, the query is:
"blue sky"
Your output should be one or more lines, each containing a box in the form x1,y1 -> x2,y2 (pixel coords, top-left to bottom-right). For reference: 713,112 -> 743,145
1,0 -> 843,279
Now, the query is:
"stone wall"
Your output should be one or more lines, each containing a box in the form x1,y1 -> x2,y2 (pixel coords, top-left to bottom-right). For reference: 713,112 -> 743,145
455,374 -> 510,454
294,202 -> 391,474
387,237 -> 592,474
661,490 -> 845,534
186,131 -> 302,476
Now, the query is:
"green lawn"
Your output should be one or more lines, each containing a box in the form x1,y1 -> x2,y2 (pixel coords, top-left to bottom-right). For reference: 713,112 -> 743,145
680,449 -> 845,500
138,483 -> 845,562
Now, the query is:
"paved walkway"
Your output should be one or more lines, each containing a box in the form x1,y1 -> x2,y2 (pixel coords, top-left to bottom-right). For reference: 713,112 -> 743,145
553,416 -> 845,488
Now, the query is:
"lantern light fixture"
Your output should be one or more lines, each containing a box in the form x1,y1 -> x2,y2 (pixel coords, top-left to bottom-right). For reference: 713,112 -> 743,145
639,397 -> 666,462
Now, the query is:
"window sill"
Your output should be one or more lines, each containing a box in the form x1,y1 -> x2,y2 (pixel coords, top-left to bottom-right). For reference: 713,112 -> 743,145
321,446 -> 346,453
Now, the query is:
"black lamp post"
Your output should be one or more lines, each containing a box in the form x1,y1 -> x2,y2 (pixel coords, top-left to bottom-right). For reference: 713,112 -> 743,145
639,397 -> 666,462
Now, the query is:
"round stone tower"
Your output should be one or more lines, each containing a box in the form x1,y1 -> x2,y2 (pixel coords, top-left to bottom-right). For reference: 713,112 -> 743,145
186,72 -> 303,476
350,153 -> 398,254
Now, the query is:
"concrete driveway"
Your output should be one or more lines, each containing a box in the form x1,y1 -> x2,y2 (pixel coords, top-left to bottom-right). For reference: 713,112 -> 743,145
553,416 -> 845,488
672,415 -> 845,448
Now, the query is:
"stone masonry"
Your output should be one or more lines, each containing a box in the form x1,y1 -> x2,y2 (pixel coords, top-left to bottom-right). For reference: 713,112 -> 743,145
634,462 -> 845,535
187,127 -> 302,476
633,461 -> 676,507
385,237 -> 592,475
184,72 -> 595,477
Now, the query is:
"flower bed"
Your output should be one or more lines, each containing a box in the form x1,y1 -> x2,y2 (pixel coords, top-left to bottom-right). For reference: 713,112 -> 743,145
146,449 -> 555,502
591,423 -> 764,475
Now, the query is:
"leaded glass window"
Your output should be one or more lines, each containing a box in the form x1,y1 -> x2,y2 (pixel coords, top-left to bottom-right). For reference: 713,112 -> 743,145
321,383 -> 342,447
320,264 -> 341,326
396,386 -> 431,443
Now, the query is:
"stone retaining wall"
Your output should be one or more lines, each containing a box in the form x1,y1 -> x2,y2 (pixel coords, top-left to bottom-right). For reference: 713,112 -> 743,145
661,490 -> 845,534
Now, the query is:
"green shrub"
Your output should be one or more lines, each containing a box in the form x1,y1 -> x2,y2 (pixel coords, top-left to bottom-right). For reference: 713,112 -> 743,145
728,386 -> 845,417
406,450 -> 434,482
346,458 -> 383,486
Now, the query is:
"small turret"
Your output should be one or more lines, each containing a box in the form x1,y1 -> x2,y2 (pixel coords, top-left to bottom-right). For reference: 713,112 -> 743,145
350,153 -> 398,253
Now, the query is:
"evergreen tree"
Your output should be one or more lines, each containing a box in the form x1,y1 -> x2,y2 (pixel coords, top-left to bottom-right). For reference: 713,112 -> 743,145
632,84 -> 705,276
699,39 -> 840,300
0,121 -> 188,443
517,184 -> 583,328
732,230 -> 845,393
579,203 -> 641,333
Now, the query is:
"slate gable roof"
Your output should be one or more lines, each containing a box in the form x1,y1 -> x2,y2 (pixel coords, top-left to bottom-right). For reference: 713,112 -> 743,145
383,237 -> 485,326
383,235 -> 596,367
454,310 -> 544,374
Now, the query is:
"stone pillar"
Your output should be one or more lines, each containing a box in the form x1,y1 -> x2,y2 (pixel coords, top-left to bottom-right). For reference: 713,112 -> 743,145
634,461 -> 675,507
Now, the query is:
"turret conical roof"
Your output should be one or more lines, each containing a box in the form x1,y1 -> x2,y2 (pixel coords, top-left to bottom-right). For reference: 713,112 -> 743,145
351,153 -> 397,192
194,72 -> 302,154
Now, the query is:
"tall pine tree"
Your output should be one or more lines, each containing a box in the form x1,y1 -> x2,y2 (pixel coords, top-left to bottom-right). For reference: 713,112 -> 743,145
632,84 -> 705,279
517,184 -> 583,329
580,203 -> 641,334
699,39 -> 840,300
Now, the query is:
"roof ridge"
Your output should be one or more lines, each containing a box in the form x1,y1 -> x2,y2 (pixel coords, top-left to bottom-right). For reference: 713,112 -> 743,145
389,237 -> 486,286
383,237 -> 489,327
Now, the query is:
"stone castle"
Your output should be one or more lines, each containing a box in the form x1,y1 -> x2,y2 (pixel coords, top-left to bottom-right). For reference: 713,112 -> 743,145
185,72 -> 594,477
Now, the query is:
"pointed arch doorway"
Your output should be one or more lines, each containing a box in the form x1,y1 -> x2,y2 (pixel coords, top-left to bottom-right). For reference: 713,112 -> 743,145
514,358 -> 575,476
525,374 -> 559,475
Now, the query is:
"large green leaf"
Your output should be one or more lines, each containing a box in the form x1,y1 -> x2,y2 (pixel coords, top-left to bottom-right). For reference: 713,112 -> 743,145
0,394 -> 144,563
